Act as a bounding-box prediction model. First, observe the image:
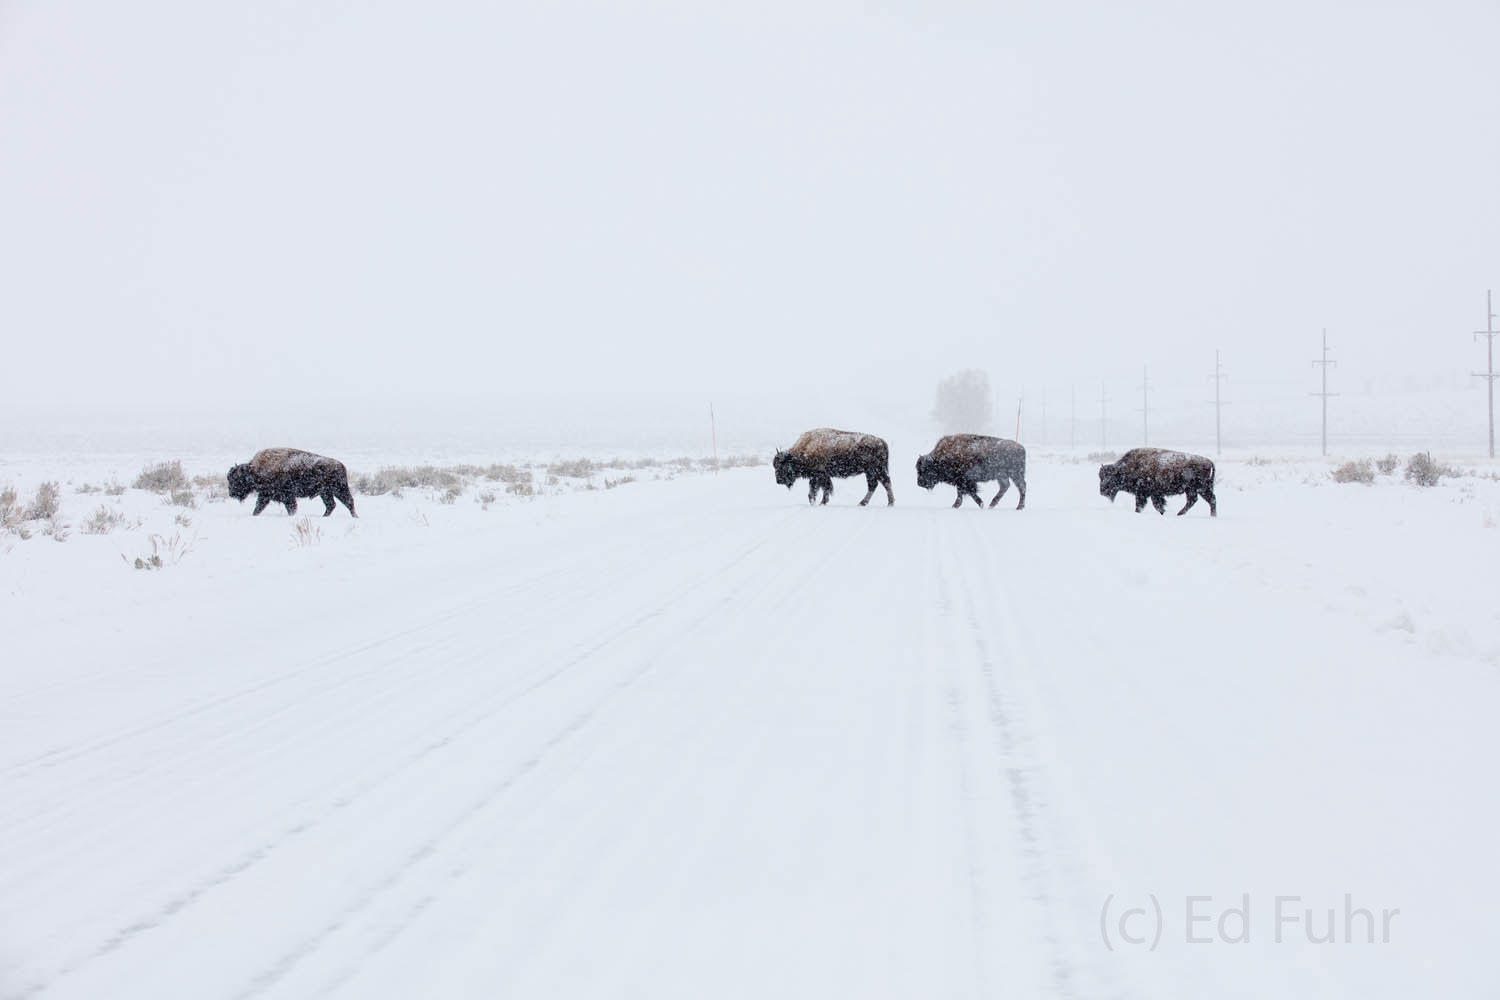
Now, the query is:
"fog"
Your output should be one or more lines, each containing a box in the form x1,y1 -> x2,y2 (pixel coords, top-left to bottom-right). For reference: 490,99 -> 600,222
3,0 -> 1498,452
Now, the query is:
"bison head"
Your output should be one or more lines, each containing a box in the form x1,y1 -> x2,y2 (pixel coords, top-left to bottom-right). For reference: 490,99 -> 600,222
227,463 -> 258,501
1098,463 -> 1122,502
916,454 -> 938,490
773,449 -> 798,488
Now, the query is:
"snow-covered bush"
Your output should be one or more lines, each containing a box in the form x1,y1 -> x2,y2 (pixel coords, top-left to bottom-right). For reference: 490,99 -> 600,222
25,481 -> 61,520
82,505 -> 136,535
41,514 -> 69,541
168,488 -> 197,508
2,486 -> 30,539
548,458 -> 596,479
483,464 -> 531,484
356,466 -> 462,496
1405,452 -> 1455,488
1375,454 -> 1399,475
133,460 -> 188,492
1332,460 -> 1375,485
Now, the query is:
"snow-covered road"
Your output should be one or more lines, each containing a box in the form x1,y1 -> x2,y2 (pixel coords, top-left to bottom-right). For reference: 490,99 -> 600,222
3,460 -> 1498,997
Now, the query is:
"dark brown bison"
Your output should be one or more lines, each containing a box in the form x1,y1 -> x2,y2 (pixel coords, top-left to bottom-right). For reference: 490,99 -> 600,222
1099,447 -> 1216,516
773,428 -> 894,506
227,448 -> 357,517
916,434 -> 1027,509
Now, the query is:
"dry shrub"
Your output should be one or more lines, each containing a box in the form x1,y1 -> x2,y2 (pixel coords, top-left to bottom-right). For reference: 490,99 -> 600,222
104,481 -> 126,497
506,481 -> 535,497
290,517 -> 322,548
42,513 -> 69,541
1375,454 -> 1399,475
82,505 -> 138,535
548,458 -> 596,479
1405,451 -> 1456,488
168,488 -> 197,509
2,486 -> 30,539
134,460 -> 188,492
604,476 -> 636,489
1332,460 -> 1375,485
1086,451 -> 1118,463
75,483 -> 101,495
126,532 -> 193,570
719,453 -> 764,469
438,486 -> 462,505
356,465 -> 462,496
484,464 -> 531,484
25,482 -> 61,520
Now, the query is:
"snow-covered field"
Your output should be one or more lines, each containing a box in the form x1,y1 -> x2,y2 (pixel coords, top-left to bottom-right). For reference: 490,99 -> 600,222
3,447 -> 1499,998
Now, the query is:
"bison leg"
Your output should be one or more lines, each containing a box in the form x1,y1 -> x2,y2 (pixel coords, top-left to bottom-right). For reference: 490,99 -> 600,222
1204,486 -> 1217,517
882,475 -> 894,506
1151,495 -> 1166,515
859,473 -> 878,506
962,482 -> 982,507
1014,472 -> 1026,510
808,480 -> 818,505
338,485 -> 357,517
1178,492 -> 1199,515
283,498 -> 298,516
989,480 -> 1009,508
820,478 -> 832,505
252,495 -> 271,516
1133,493 -> 1147,513
321,488 -> 337,516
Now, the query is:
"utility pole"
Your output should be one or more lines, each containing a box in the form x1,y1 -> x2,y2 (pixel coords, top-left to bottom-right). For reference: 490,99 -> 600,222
1138,366 -> 1150,445
1311,329 -> 1338,456
1015,395 -> 1024,440
1209,349 -> 1227,455
1473,290 -> 1498,459
709,402 -> 719,472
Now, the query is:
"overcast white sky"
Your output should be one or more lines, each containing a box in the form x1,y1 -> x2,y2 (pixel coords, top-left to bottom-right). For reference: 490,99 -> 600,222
2,0 -> 1498,445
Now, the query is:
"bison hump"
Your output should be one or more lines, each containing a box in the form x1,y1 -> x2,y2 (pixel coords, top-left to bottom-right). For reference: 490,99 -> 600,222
250,448 -> 328,477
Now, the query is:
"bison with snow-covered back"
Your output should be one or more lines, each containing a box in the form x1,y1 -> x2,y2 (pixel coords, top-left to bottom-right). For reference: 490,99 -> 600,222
916,434 -> 1027,509
227,448 -> 357,517
773,428 -> 894,506
1098,447 -> 1216,516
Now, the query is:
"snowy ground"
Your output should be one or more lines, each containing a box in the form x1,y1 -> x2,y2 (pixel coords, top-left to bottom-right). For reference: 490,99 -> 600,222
3,447 -> 1499,998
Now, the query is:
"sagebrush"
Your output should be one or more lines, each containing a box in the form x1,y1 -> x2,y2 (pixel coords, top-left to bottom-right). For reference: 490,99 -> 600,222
134,460 -> 188,492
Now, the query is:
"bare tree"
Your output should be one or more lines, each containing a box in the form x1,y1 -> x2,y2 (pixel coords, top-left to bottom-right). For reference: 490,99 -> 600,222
932,369 -> 993,433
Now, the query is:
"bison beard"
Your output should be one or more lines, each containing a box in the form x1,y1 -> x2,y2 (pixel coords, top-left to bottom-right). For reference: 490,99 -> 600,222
227,448 -> 357,518
915,434 -> 1027,510
1098,447 -> 1216,517
773,428 -> 894,506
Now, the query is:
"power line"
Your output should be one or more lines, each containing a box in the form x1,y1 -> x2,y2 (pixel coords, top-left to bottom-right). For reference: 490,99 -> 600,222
1311,329 -> 1338,456
1209,349 -> 1228,455
1473,289 -> 1498,459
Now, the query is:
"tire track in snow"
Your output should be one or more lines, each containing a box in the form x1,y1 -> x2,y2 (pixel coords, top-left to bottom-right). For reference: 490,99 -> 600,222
296,512 -> 875,999
15,509 -> 823,999
227,510 -> 854,1000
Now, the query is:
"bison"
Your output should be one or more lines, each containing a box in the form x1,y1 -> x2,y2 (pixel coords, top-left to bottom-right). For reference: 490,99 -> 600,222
1098,447 -> 1216,516
916,434 -> 1027,509
227,448 -> 357,517
773,428 -> 894,506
